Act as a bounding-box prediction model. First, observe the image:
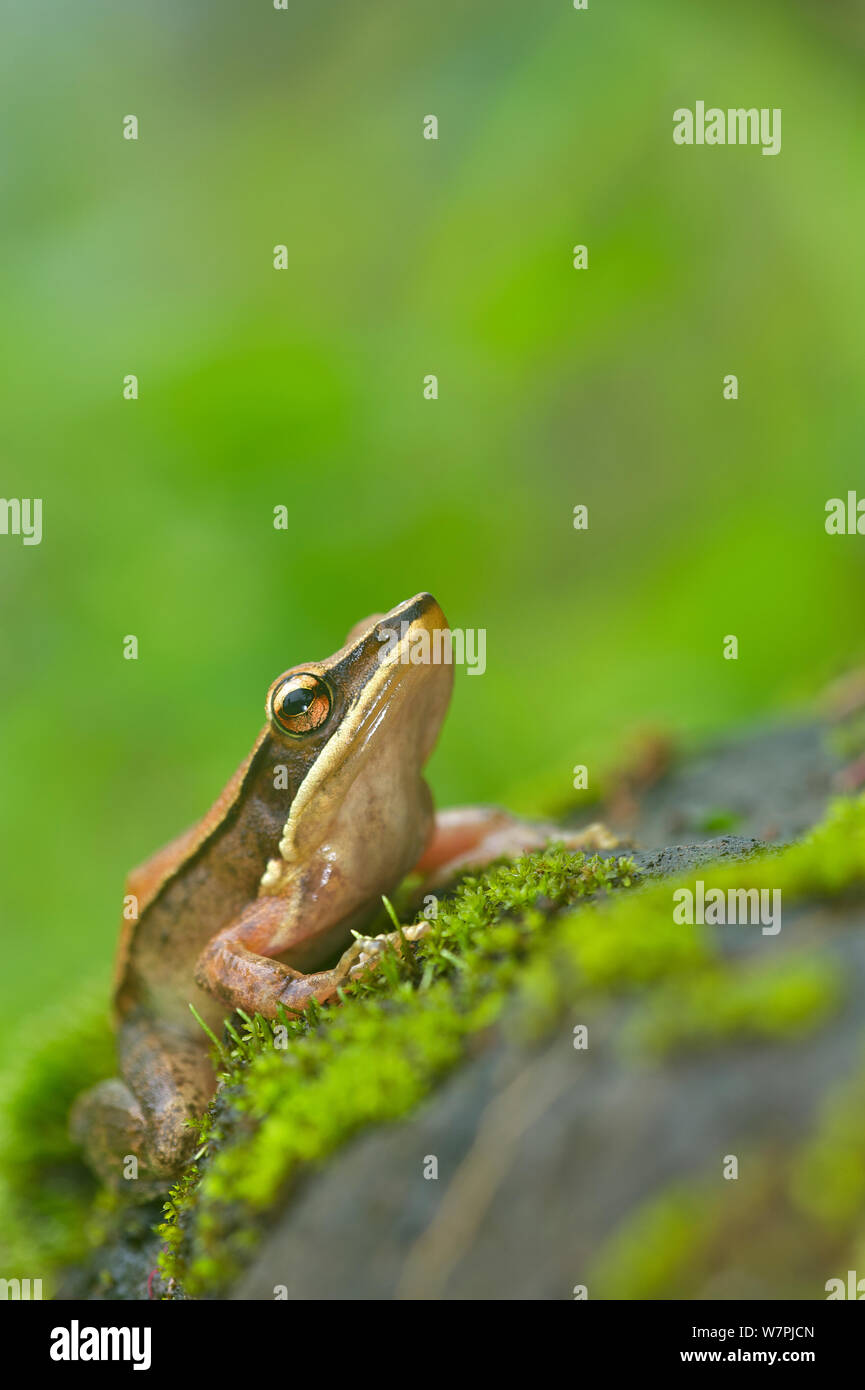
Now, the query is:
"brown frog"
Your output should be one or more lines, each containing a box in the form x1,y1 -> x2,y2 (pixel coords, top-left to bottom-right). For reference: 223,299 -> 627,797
72,594 -> 614,1189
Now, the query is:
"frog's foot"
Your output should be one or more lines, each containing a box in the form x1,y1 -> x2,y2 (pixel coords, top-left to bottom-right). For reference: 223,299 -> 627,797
70,1078 -> 181,1198
71,1078 -> 149,1191
341,919 -> 433,979
414,806 -> 620,888
70,1015 -> 215,1194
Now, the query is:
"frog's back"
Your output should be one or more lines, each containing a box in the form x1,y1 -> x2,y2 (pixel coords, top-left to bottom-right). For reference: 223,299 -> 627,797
113,731 -> 275,1025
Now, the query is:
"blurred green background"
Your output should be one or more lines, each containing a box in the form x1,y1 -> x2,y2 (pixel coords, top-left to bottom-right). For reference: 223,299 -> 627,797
1,0 -> 863,1045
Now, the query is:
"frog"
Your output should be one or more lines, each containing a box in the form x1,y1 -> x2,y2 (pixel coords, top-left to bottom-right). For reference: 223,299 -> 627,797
71,593 -> 616,1190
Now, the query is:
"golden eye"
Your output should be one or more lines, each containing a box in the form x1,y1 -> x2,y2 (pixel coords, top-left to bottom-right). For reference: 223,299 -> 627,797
270,673 -> 331,736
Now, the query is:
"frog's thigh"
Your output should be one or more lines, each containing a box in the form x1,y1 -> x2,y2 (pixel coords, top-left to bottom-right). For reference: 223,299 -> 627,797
414,806 -> 545,874
195,898 -> 356,1019
415,806 -> 618,885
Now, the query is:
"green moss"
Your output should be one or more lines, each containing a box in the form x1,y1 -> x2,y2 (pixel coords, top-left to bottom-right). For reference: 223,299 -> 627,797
0,985 -> 115,1295
590,1184 -> 722,1300
510,803 -> 865,1054
623,956 -> 842,1056
789,1043 -> 865,1233
698,808 -> 740,833
592,1042 -> 865,1301
586,1154 -> 830,1300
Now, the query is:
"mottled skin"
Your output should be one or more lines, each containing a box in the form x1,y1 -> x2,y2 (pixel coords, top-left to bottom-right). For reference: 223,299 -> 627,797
72,593 -> 615,1190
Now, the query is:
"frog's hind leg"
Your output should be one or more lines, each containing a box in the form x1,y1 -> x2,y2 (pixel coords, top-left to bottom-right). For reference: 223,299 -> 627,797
413,806 -> 620,888
71,1013 -> 214,1192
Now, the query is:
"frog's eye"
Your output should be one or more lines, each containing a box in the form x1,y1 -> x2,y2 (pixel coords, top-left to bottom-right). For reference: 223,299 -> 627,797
270,673 -> 332,736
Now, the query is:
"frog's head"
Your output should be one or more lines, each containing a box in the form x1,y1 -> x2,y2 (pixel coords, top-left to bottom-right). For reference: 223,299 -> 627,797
258,593 -> 454,965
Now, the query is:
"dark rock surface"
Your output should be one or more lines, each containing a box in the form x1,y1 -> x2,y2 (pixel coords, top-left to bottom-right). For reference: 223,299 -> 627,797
57,1202 -> 164,1302
609,719 -> 842,849
621,835 -> 769,880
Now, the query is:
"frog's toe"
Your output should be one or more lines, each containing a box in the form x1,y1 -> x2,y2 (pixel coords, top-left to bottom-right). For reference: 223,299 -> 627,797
70,1078 -> 184,1197
560,821 -> 621,851
71,1079 -> 147,1190
343,920 -> 433,979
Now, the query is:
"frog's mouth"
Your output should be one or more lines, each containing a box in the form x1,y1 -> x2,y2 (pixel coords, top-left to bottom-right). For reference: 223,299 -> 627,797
274,592 -> 454,869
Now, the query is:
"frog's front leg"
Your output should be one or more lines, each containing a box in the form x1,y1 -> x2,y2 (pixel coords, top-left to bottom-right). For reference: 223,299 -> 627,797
414,806 -> 620,887
195,897 -> 362,1018
71,1013 -> 214,1191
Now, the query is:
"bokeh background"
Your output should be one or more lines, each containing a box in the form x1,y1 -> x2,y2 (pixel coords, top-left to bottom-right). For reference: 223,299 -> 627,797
1,0 -> 863,1046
